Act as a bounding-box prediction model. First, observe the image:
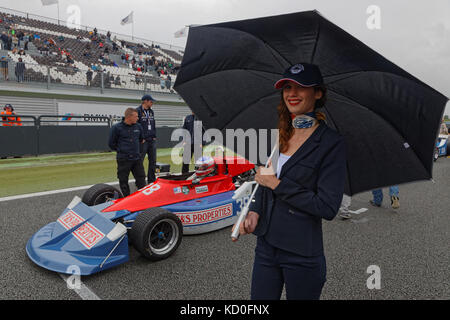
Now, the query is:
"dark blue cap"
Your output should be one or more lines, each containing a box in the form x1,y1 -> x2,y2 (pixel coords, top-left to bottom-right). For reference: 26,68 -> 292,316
141,94 -> 156,102
274,63 -> 323,89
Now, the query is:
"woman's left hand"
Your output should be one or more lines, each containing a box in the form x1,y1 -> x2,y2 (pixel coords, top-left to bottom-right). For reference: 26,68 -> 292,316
255,165 -> 280,190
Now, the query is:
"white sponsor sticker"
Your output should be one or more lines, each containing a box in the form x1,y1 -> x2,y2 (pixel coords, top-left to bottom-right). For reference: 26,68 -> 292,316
195,185 -> 208,194
176,203 -> 233,226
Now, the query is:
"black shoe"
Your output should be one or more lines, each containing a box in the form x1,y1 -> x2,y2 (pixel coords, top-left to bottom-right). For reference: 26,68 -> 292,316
369,200 -> 381,207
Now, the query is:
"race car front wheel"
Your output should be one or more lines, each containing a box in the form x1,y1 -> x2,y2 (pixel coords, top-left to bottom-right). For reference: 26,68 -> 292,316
82,183 -> 123,206
130,207 -> 183,261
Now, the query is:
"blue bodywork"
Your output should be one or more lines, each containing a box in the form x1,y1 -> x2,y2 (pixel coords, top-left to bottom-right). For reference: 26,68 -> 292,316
436,136 -> 448,157
26,191 -> 242,275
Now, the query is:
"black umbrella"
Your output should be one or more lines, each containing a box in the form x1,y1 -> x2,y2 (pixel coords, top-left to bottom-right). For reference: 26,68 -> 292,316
174,10 -> 448,195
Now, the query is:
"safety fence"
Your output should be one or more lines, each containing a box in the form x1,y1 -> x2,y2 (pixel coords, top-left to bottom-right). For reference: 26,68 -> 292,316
0,59 -> 174,94
0,115 -> 181,157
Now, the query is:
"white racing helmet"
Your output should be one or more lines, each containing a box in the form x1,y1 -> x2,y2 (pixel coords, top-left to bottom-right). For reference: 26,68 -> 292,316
194,156 -> 216,177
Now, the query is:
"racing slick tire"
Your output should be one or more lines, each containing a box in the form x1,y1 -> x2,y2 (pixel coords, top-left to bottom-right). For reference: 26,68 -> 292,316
433,148 -> 439,162
82,183 -> 124,206
130,207 -> 183,261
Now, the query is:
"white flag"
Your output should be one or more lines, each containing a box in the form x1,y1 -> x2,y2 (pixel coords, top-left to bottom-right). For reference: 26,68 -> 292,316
121,11 -> 134,25
41,0 -> 58,6
174,27 -> 188,38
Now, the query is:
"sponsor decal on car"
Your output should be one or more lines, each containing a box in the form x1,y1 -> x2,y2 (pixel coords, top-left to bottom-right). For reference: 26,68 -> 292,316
72,222 -> 105,249
57,210 -> 105,249
176,203 -> 233,225
182,186 -> 190,195
173,187 -> 182,194
195,185 -> 208,194
58,210 -> 85,230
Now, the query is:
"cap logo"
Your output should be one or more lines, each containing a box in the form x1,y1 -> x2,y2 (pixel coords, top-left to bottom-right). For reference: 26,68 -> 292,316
290,64 -> 304,74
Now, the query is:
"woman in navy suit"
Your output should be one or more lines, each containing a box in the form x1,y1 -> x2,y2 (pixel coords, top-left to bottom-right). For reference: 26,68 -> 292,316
236,63 -> 347,300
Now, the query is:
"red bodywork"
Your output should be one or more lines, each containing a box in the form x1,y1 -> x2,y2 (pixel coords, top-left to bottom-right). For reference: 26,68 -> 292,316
102,156 -> 254,213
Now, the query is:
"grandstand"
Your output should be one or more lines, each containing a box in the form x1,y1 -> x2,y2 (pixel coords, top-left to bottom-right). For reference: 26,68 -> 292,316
0,7 -> 184,94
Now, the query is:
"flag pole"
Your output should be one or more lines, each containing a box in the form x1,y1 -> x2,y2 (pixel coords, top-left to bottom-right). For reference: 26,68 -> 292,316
57,1 -> 60,25
132,11 -> 134,40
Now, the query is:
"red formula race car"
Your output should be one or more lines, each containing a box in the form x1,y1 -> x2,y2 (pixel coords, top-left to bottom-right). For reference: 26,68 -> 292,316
26,155 -> 256,275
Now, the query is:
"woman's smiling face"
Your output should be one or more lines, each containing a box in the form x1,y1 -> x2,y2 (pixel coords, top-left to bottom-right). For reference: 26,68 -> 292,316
282,81 -> 323,115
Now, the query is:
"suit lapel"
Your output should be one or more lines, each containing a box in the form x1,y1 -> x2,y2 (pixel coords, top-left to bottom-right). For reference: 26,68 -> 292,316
278,123 -> 326,179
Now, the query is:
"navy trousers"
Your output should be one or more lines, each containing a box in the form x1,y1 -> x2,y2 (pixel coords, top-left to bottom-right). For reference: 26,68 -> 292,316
140,140 -> 157,183
251,237 -> 326,300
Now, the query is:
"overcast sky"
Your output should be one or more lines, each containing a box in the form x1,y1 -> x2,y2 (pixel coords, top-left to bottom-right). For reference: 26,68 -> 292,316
0,0 -> 449,115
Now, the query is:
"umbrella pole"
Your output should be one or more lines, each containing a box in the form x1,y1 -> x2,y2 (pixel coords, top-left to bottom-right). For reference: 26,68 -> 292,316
231,143 -> 278,241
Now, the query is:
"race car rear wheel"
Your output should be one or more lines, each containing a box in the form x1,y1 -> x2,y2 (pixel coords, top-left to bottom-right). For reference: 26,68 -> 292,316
130,208 -> 182,261
82,183 -> 123,206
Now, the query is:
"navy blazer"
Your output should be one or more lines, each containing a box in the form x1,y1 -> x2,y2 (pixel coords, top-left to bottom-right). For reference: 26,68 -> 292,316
249,122 -> 347,257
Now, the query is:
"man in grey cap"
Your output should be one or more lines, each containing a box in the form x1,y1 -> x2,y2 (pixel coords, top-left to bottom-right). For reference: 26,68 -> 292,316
136,94 -> 157,184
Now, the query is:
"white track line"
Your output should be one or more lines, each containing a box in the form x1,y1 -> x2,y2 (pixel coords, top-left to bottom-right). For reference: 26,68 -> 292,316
0,180 -> 135,202
59,273 -> 101,300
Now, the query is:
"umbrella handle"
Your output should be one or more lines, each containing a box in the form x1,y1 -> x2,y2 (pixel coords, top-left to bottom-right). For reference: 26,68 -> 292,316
231,144 -> 278,241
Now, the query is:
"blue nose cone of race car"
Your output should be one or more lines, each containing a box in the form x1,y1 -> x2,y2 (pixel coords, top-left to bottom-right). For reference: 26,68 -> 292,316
26,197 -> 129,276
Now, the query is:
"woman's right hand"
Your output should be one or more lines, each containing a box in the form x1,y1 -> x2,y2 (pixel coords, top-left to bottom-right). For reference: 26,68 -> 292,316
232,211 -> 259,240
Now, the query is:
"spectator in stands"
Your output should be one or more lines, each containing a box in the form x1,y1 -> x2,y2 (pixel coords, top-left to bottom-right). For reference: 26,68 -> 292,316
12,35 -> 18,49
136,94 -> 157,184
107,31 -> 111,40
160,75 -> 166,90
114,75 -> 121,86
1,104 -> 22,126
23,33 -> 29,50
15,58 -> 25,83
165,74 -> 172,90
86,69 -> 93,86
0,56 -> 8,81
1,32 -> 8,50
108,108 -> 146,197
7,34 -> 12,51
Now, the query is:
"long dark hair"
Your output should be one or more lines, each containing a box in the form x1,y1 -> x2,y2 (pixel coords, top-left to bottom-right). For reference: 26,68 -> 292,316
277,85 -> 327,153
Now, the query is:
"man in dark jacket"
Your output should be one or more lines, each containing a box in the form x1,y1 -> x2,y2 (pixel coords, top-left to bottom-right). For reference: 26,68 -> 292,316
136,94 -> 157,184
108,108 -> 146,197
181,112 -> 205,174
15,58 -> 25,83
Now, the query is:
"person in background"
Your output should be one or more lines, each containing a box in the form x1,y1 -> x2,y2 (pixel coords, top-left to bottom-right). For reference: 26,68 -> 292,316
370,186 -> 400,209
136,94 -> 157,184
15,57 -> 25,83
181,112 -> 205,174
1,104 -> 22,126
108,108 -> 146,197
440,119 -> 449,135
86,69 -> 93,87
0,56 -> 8,81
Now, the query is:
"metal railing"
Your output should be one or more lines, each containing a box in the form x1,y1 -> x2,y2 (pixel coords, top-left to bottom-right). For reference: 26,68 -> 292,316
0,59 -> 175,94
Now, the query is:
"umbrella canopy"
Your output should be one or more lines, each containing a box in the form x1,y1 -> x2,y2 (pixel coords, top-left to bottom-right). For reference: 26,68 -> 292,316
174,10 -> 448,196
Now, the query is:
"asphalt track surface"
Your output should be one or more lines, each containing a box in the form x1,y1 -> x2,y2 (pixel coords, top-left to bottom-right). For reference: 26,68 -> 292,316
1,158 -> 449,300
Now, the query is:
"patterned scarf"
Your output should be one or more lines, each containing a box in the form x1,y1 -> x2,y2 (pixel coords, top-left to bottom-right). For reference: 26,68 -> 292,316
292,111 -> 317,129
